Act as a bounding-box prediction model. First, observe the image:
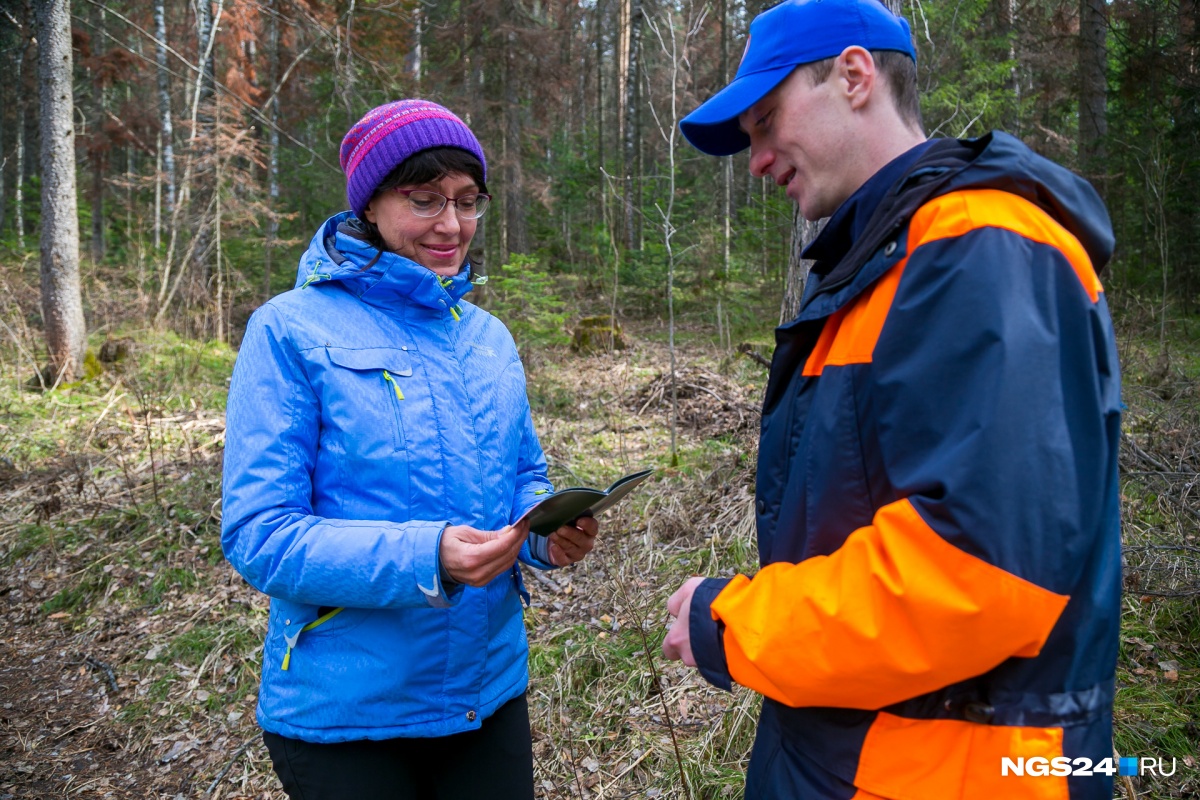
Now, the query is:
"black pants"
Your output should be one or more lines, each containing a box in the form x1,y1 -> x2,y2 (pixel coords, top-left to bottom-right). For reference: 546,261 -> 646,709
262,694 -> 535,800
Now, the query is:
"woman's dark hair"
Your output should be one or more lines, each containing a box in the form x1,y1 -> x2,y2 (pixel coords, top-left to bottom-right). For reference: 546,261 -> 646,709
358,147 -> 488,256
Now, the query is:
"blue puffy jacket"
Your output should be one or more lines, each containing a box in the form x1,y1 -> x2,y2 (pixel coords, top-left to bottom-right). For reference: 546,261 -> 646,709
221,212 -> 554,743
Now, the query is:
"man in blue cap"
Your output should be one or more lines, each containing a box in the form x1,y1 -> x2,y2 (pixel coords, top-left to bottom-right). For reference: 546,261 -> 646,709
661,1 -> 1123,798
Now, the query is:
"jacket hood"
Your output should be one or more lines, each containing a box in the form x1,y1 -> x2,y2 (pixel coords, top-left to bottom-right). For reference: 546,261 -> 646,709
294,211 -> 476,310
945,132 -> 1114,270
805,132 -> 1115,301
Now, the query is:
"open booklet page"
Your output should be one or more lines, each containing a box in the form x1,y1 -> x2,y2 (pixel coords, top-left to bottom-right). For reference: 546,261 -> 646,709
522,468 -> 655,537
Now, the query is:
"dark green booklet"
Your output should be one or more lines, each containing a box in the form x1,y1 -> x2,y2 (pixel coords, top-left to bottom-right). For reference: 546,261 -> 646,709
523,469 -> 655,537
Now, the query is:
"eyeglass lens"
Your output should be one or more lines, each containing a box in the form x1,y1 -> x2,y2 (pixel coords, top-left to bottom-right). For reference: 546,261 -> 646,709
405,191 -> 490,219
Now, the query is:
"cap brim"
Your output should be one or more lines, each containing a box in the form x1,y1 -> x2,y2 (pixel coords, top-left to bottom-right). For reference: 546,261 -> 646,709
680,64 -> 797,156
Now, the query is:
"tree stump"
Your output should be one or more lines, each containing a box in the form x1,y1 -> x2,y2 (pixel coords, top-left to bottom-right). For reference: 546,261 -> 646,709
571,316 -> 627,354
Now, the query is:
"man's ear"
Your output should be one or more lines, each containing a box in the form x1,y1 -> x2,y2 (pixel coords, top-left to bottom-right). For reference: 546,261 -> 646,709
837,46 -> 877,111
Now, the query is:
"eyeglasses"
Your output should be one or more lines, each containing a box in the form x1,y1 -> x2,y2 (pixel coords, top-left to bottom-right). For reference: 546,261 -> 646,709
394,189 -> 492,220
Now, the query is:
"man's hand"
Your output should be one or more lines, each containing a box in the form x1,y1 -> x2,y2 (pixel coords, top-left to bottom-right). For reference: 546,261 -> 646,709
440,518 -> 530,587
548,515 -> 599,567
662,576 -> 705,666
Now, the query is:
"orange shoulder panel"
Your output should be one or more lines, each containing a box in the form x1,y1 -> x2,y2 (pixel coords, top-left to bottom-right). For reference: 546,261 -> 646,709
910,188 -> 1102,303
803,188 -> 1103,377
710,498 -> 1069,710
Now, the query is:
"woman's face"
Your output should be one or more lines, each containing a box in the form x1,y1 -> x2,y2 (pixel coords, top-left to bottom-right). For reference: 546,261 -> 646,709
363,172 -> 479,278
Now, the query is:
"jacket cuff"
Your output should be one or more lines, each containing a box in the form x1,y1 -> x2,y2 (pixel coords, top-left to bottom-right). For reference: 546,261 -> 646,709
523,530 -> 556,570
690,577 -> 734,691
420,522 -> 461,608
513,482 -> 554,524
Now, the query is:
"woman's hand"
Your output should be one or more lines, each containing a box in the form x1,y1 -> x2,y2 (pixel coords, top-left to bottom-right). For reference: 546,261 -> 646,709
548,515 -> 599,567
440,518 -> 530,586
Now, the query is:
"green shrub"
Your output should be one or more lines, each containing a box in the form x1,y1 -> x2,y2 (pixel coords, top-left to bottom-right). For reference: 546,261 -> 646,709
482,254 -> 570,350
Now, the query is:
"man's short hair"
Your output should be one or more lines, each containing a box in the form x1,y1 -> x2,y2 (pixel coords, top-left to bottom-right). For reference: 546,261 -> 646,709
798,50 -> 924,133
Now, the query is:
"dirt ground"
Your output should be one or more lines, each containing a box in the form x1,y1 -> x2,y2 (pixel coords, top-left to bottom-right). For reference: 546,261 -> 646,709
1,540 -> 278,800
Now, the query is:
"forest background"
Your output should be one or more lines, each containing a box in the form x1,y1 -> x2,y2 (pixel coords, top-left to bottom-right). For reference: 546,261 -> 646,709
0,0 -> 1198,798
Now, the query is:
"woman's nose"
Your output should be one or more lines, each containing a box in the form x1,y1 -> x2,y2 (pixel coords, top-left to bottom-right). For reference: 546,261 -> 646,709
433,202 -> 462,233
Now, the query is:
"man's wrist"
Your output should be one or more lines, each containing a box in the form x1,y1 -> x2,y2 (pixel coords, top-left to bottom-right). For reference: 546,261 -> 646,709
689,577 -> 735,690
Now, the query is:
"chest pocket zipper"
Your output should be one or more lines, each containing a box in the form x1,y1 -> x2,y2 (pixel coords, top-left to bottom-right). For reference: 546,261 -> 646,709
383,369 -> 405,400
382,370 -> 407,450
281,607 -> 344,671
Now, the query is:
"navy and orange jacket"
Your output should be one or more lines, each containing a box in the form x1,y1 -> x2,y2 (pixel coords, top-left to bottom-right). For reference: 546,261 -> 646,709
689,133 -> 1122,800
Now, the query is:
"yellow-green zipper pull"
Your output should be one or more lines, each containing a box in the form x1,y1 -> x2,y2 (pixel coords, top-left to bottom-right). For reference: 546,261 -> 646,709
280,607 -> 345,671
383,370 -> 404,401
300,271 -> 332,289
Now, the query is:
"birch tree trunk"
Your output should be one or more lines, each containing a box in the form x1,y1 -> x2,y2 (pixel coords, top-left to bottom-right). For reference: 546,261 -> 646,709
622,0 -> 642,252
715,0 -> 724,345
154,0 -> 176,231
339,0 -> 357,121
409,3 -> 423,94
596,0 -> 605,171
15,24 -> 28,252
35,0 -> 87,381
264,0 -> 280,301
190,0 -> 219,303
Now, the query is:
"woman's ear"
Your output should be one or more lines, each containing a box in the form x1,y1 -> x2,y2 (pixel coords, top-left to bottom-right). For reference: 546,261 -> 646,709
362,200 -> 378,225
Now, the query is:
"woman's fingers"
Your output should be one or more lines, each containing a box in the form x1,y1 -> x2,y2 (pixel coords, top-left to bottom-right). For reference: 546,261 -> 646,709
548,518 -> 599,566
441,524 -> 525,586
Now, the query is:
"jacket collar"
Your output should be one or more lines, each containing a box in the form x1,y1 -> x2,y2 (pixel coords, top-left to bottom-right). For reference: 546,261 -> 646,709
295,211 -> 476,311
794,132 -> 1114,321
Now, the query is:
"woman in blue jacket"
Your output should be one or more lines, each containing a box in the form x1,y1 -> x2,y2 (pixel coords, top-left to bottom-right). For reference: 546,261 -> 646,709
221,99 -> 598,800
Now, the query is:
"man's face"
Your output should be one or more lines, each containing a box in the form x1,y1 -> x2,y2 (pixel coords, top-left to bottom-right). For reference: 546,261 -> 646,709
739,66 -> 857,221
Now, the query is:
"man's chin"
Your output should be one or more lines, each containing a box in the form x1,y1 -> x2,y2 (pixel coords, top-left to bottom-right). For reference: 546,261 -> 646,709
798,203 -> 826,222
796,195 -> 837,222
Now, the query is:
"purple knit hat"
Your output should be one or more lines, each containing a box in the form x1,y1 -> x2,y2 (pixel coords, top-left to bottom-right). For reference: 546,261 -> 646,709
339,99 -> 487,218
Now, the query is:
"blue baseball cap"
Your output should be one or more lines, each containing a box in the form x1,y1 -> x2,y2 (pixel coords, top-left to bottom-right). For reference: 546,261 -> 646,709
680,0 -> 916,156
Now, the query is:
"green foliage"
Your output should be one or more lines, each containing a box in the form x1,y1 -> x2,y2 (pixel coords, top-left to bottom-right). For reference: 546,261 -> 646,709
482,254 -> 571,349
912,0 -> 1020,137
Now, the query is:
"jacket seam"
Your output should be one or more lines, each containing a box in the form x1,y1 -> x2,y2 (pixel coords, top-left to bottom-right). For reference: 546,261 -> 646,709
267,305 -> 317,506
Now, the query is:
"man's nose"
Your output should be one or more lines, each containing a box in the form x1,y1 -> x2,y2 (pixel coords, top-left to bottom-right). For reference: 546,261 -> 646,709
748,146 -> 774,178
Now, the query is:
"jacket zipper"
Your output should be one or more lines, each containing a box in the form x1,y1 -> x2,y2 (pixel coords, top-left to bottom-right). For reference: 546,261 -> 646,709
383,370 -> 405,451
281,607 -> 344,671
383,370 -> 405,400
